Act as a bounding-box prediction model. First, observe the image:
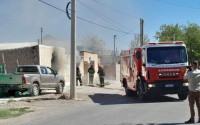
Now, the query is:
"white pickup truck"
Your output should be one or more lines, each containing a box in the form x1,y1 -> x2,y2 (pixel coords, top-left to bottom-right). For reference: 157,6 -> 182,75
0,65 -> 65,96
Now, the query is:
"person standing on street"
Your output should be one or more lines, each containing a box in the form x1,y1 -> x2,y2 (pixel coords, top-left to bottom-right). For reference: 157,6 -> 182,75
76,66 -> 82,86
97,66 -> 105,87
88,64 -> 95,86
184,61 -> 200,124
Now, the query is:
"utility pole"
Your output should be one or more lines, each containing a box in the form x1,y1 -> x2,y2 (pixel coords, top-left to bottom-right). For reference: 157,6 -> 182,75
114,35 -> 116,55
41,27 -> 43,44
173,34 -> 175,41
140,19 -> 144,46
113,35 -> 116,63
70,0 -> 76,99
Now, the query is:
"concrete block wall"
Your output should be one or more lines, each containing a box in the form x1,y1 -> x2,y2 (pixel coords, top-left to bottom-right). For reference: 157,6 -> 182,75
0,44 -> 70,82
0,46 -> 39,73
103,63 -> 120,81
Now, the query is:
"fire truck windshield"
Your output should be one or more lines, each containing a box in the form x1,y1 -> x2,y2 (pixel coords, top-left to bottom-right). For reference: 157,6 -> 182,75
147,46 -> 187,64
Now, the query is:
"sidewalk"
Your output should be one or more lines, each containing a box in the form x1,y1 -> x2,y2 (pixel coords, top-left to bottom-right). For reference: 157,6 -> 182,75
0,80 -> 123,104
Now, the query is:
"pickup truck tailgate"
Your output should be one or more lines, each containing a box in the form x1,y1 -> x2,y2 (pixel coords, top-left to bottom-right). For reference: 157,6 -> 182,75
0,74 -> 23,85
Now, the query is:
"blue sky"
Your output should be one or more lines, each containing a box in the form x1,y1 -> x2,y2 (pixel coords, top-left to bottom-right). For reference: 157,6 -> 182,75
1,0 -> 200,51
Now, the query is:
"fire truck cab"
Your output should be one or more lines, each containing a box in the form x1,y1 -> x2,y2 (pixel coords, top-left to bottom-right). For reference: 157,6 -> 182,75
120,41 -> 189,100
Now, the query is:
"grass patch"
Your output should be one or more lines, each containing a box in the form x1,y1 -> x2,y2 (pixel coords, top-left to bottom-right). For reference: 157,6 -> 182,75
96,82 -> 110,87
0,107 -> 34,119
7,99 -> 16,103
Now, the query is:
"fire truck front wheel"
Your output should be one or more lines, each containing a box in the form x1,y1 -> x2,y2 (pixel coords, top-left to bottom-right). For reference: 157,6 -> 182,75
178,94 -> 188,100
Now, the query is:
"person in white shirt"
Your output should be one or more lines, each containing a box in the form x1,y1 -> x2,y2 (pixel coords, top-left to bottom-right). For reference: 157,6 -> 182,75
184,61 -> 200,124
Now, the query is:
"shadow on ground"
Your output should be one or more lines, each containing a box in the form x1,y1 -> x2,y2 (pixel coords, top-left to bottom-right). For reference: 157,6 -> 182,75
88,93 -> 183,105
105,123 -> 185,125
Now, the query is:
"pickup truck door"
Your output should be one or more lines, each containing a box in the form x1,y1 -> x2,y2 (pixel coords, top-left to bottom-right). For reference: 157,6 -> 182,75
40,67 -> 49,88
46,67 -> 58,88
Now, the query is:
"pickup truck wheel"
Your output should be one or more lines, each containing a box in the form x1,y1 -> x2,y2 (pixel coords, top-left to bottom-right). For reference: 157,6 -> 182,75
31,84 -> 39,96
178,94 -> 188,100
56,83 -> 63,94
8,90 -> 16,96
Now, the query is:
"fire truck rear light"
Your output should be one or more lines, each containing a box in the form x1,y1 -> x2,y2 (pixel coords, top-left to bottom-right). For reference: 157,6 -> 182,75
183,83 -> 189,86
22,77 -> 26,84
148,84 -> 155,88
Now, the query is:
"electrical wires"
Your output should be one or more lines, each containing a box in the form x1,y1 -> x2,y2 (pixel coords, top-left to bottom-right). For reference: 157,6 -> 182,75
38,0 -> 133,34
157,0 -> 200,10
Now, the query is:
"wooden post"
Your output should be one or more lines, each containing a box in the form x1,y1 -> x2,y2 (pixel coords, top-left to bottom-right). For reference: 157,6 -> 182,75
16,59 -> 19,67
2,53 -> 7,74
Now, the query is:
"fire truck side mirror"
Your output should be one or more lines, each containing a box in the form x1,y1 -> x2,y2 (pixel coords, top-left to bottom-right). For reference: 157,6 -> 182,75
136,51 -> 141,59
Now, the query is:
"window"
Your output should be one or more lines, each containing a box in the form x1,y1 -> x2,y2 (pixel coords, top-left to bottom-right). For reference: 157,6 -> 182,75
40,67 -> 47,74
147,46 -> 187,64
142,48 -> 146,65
46,67 -> 55,74
17,66 -> 38,72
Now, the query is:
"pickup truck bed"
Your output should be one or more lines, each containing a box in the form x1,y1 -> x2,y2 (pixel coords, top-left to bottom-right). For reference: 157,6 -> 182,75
0,65 -> 65,96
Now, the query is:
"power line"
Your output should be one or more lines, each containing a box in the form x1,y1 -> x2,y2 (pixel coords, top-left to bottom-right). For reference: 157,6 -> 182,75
157,0 -> 200,10
38,0 -> 133,34
78,0 -> 122,31
144,23 -> 150,38
77,17 -> 133,34
117,24 -> 140,39
92,0 -> 139,20
39,0 -> 66,13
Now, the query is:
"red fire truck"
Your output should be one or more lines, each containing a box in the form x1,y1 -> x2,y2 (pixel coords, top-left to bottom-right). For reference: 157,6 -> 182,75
120,41 -> 189,100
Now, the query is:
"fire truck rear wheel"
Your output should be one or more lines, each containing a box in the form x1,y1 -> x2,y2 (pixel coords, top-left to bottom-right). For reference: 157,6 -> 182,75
125,87 -> 132,96
178,94 -> 188,100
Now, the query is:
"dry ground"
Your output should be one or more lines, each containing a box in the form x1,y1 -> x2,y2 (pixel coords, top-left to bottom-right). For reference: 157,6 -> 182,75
0,80 -> 124,125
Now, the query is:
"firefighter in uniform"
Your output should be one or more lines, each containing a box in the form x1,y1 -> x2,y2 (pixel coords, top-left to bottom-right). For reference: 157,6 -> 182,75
88,64 -> 95,86
97,66 -> 105,87
76,66 -> 82,86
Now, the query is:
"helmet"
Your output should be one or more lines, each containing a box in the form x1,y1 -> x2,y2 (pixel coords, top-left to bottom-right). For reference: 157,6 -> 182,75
76,66 -> 79,68
98,66 -> 102,68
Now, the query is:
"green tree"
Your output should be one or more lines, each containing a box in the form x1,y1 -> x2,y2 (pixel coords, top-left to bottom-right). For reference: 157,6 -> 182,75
155,24 -> 184,41
183,22 -> 200,63
155,23 -> 200,64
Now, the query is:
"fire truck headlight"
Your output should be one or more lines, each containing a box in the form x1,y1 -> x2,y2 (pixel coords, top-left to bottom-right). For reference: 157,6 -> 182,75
148,84 -> 155,88
183,83 -> 189,86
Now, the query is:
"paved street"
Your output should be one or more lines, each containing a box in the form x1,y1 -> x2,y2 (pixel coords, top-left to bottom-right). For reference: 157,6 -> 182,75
5,80 -> 193,125
26,95 -> 192,125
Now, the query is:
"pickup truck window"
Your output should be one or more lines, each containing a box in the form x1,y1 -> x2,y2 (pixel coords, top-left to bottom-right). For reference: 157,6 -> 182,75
46,67 -> 55,75
18,66 -> 38,72
40,67 -> 48,74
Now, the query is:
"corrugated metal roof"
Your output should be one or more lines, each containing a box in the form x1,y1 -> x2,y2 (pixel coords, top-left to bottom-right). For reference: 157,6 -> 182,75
0,42 -> 38,50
